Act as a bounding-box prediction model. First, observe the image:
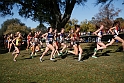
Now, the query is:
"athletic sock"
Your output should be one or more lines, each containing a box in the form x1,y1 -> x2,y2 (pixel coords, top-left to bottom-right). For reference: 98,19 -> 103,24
78,54 -> 81,61
31,52 -> 33,56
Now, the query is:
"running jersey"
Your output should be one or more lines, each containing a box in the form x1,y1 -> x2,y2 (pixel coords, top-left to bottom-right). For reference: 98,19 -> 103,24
59,33 -> 65,43
54,32 -> 59,41
114,26 -> 119,36
69,32 -> 74,40
70,32 -> 74,38
73,32 -> 80,45
30,36 -> 39,45
96,30 -> 103,42
9,36 -> 14,42
34,37 -> 39,43
98,31 -> 103,37
16,38 -> 22,46
73,32 -> 80,41
46,32 -> 54,44
27,35 -> 32,42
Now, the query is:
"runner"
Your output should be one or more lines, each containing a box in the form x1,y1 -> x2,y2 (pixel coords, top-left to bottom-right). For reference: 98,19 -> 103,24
12,32 -> 24,61
92,22 -> 106,58
53,29 -> 60,57
7,33 -> 14,52
40,27 -> 55,62
67,25 -> 83,61
30,32 -> 40,58
38,31 -> 44,51
26,32 -> 32,50
106,20 -> 124,52
67,29 -> 74,48
58,28 -> 67,56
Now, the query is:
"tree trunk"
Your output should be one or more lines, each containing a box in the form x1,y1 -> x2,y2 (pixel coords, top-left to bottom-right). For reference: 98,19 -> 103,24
51,0 -> 76,31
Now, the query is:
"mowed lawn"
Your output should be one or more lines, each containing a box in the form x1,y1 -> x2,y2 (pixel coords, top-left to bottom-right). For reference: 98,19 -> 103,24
0,43 -> 124,83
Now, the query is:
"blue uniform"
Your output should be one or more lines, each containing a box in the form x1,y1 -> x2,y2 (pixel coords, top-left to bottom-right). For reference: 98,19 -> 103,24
59,33 -> 65,43
46,32 -> 54,44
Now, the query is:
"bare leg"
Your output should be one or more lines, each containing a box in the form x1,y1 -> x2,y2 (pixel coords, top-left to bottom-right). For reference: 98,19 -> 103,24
47,44 -> 55,59
78,45 -> 83,61
40,44 -> 55,62
26,42 -> 30,50
60,43 -> 67,53
106,38 -> 115,47
40,47 -> 49,59
92,42 -> 106,58
114,36 -> 124,51
13,47 -> 20,61
9,43 -> 12,52
53,42 -> 59,57
30,45 -> 35,58
97,42 -> 106,50
68,45 -> 78,56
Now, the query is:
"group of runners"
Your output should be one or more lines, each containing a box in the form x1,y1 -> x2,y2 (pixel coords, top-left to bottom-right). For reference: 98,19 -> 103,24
5,20 -> 124,62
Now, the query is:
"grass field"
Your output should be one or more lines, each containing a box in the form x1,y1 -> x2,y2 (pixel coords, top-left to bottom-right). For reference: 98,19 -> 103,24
0,43 -> 124,83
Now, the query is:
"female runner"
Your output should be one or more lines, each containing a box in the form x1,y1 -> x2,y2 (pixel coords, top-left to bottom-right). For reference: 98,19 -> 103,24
12,32 -> 24,61
58,28 -> 67,56
92,22 -> 106,58
8,33 -> 14,52
40,27 -> 55,62
67,25 -> 83,61
106,20 -> 124,51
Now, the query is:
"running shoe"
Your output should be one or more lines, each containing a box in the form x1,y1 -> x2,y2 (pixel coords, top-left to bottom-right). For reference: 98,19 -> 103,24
50,58 -> 55,61
40,57 -> 42,62
13,59 -> 16,62
92,55 -> 97,58
78,60 -> 83,62
58,53 -> 62,56
35,53 -> 37,56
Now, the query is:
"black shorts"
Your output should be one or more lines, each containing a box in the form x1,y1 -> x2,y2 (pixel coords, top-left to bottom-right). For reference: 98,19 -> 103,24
16,45 -> 21,50
46,41 -> 53,45
112,35 -> 118,39
73,41 -> 79,46
9,41 -> 12,43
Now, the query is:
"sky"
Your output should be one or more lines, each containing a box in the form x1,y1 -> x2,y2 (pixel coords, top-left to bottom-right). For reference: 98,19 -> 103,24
0,0 -> 124,28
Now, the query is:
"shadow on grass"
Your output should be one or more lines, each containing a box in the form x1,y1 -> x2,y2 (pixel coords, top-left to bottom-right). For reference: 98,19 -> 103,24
30,82 -> 37,83
81,43 -> 96,60
101,50 -> 111,56
115,46 -> 123,52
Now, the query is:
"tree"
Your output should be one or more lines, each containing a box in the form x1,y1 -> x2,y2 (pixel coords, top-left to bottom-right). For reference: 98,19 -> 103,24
0,18 -> 31,35
1,18 -> 23,34
80,20 -> 89,32
0,0 -> 87,31
95,4 -> 121,21
92,4 -> 121,29
80,19 -> 96,32
115,17 -> 124,30
95,0 -> 124,5
0,0 -> 120,31
65,18 -> 78,32
35,24 -> 47,33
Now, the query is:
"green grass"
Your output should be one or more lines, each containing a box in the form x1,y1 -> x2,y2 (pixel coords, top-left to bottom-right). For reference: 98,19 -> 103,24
0,43 -> 124,83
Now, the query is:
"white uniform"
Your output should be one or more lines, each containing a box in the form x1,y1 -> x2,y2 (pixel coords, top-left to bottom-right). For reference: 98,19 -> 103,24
113,27 -> 119,38
96,31 -> 102,42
